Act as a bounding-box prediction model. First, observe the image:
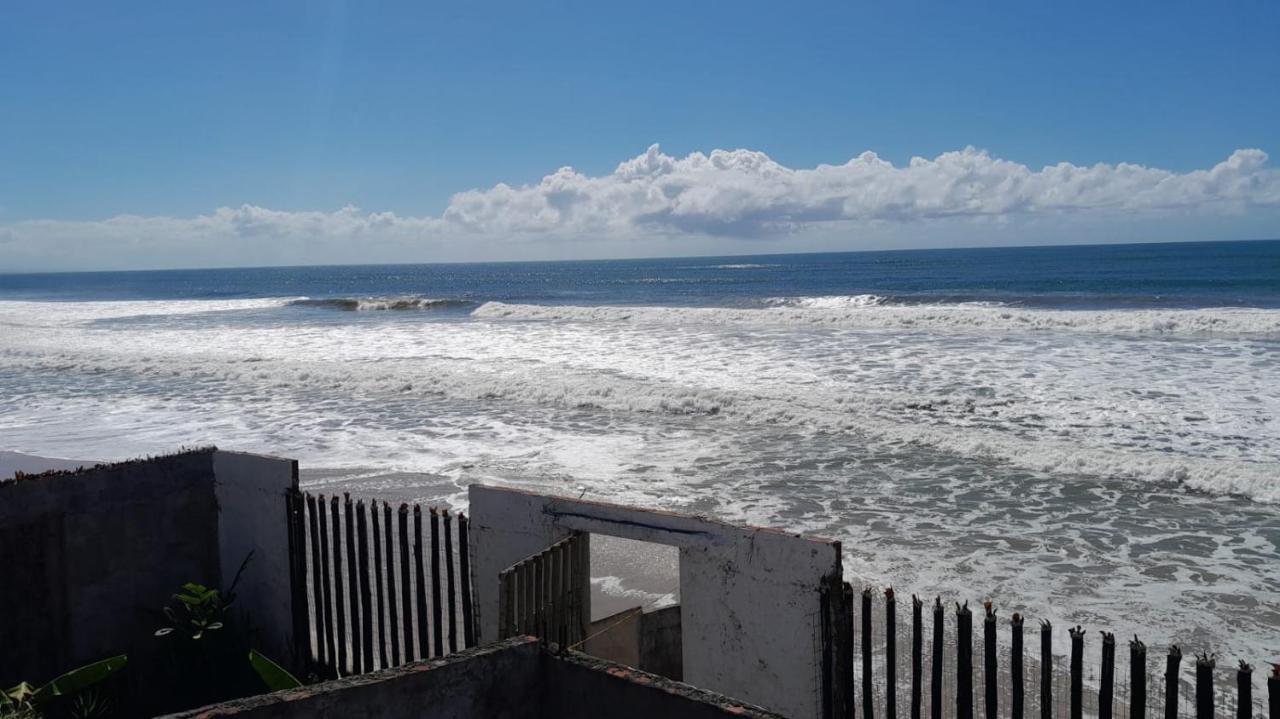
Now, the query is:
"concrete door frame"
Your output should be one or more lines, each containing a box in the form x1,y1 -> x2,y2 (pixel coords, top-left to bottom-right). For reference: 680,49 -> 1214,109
468,484 -> 843,719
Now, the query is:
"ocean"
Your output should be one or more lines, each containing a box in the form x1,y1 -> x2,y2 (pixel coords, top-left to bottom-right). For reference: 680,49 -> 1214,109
1,239 -> 1277,660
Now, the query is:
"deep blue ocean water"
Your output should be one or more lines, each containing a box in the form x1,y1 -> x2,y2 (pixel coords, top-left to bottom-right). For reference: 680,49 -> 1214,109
2,239 -> 1278,309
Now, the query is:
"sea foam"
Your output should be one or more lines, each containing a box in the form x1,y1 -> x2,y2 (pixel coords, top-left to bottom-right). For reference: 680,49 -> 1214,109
472,300 -> 1280,338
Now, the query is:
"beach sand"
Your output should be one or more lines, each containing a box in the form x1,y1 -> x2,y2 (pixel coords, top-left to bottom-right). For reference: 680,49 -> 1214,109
0,450 -> 99,479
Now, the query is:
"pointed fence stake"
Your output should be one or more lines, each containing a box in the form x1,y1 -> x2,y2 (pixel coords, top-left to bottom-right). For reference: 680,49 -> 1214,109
356,500 -> 374,672
1011,613 -> 1024,719
371,501 -> 388,670
385,503 -> 401,666
458,513 -> 477,648
863,588 -> 875,719
397,505 -> 414,660
887,588 -> 898,719
331,496 -> 348,675
429,508 -> 444,657
1235,662 -> 1251,719
1130,637 -> 1147,719
1040,621 -> 1053,719
1195,653 -> 1215,719
984,602 -> 997,719
1069,626 -> 1084,719
344,495 -> 361,674
443,510 -> 458,654
1165,646 -> 1183,719
1267,663 -> 1278,719
912,595 -> 923,719
1099,632 -> 1115,719
932,598 -> 944,719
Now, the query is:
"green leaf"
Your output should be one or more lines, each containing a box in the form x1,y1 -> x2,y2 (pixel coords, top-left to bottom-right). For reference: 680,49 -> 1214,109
34,656 -> 126,702
3,682 -> 37,705
248,651 -> 302,692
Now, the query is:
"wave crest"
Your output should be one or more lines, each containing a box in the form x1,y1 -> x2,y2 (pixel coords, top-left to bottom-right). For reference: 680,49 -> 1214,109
289,297 -> 475,311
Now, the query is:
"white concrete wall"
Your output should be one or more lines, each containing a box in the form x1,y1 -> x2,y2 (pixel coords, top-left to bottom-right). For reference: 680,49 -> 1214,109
212,450 -> 299,668
468,484 -> 842,719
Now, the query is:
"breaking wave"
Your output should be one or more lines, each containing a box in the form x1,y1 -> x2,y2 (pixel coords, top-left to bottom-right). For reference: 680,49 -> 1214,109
288,297 -> 476,312
472,300 -> 1280,339
766,294 -> 887,309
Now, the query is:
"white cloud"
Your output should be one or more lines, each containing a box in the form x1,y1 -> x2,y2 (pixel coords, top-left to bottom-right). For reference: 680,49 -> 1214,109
448,145 -> 1280,236
3,146 -> 1279,270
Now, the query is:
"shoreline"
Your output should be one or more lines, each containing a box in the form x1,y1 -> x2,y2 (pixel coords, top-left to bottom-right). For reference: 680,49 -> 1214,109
0,449 -> 99,479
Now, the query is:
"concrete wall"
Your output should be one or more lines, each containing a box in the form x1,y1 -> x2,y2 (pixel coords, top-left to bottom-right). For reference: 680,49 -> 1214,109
543,650 -> 785,719
582,607 -> 642,668
164,639 -> 544,719
468,484 -> 843,719
163,639 -> 786,719
213,451 -> 300,667
0,450 -> 220,685
0,449 -> 300,686
638,604 -> 683,680
582,604 -> 683,681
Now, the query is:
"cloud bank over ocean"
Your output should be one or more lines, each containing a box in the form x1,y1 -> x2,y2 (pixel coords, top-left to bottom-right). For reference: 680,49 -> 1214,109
4,146 -> 1279,270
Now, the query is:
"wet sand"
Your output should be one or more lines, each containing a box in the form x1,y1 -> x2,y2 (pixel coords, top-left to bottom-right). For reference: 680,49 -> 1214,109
0,450 -> 99,478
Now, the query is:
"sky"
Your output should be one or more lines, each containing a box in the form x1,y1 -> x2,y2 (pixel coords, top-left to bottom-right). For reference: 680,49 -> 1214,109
1,1 -> 1279,271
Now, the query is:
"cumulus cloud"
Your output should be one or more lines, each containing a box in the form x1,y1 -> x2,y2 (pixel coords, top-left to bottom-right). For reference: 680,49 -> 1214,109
3,145 -> 1279,270
447,145 -> 1280,236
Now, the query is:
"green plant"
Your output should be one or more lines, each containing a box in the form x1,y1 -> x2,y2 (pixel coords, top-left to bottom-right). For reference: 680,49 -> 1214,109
155,582 -> 227,640
1,656 -> 127,719
247,651 -> 301,692
155,552 -> 250,641
149,553 -> 301,713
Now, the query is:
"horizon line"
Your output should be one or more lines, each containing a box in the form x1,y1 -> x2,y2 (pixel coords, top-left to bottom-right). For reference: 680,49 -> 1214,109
3,236 -> 1278,278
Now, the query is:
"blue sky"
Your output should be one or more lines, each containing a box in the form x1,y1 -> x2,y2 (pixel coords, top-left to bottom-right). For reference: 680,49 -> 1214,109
2,1 -> 1279,270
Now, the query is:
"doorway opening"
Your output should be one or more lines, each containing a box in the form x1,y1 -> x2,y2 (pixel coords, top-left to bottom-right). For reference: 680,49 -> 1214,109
581,534 -> 683,680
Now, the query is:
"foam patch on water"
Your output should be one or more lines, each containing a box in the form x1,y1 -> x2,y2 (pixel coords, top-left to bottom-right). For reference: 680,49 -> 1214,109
0,298 -> 295,327
472,300 -> 1280,338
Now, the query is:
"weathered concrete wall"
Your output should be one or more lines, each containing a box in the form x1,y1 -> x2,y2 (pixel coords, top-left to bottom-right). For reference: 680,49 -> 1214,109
467,486 -> 580,643
0,448 -> 300,687
543,650 -> 786,719
212,451 -> 299,668
162,639 -> 786,719
639,604 -> 683,680
468,484 -> 842,719
582,607 -> 642,667
582,604 -> 683,681
679,524 -> 839,719
164,638 -> 544,719
0,450 -> 220,686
